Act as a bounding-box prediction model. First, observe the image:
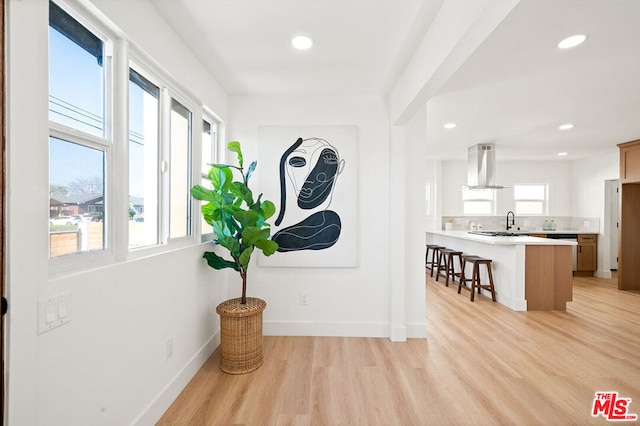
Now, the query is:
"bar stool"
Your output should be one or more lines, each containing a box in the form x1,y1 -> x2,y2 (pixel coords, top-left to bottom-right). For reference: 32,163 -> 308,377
458,255 -> 497,302
425,245 -> 444,277
435,248 -> 463,287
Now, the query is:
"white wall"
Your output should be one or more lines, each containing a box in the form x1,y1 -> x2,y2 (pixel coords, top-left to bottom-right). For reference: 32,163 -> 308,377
440,160 -> 573,216
570,150 -> 619,277
228,95 -> 426,339
7,1 -> 229,425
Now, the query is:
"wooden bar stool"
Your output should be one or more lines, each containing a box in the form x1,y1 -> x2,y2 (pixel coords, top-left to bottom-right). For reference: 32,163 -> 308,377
435,248 -> 463,287
458,255 -> 497,302
425,245 -> 444,277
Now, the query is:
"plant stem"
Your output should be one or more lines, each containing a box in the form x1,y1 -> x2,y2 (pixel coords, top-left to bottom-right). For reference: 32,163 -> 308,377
241,271 -> 247,304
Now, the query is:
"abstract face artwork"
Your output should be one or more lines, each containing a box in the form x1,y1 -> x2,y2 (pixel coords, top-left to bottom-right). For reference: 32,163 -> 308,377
273,137 -> 345,252
258,125 -> 357,267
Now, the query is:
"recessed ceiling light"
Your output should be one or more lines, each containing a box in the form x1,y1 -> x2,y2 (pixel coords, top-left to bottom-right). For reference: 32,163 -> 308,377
557,34 -> 587,49
557,152 -> 569,157
443,122 -> 457,129
291,35 -> 314,50
558,123 -> 574,130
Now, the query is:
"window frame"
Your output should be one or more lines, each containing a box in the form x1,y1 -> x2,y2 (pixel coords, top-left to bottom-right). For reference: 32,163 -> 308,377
48,0 -> 221,275
513,183 -> 549,216
126,51 -> 200,258
48,0 -> 115,274
462,188 -> 496,216
199,111 -> 220,242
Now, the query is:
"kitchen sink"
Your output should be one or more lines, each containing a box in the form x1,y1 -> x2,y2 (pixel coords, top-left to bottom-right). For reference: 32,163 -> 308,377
468,231 -> 521,237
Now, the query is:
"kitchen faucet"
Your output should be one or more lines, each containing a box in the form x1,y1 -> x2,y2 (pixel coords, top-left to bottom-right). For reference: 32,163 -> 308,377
506,211 -> 515,230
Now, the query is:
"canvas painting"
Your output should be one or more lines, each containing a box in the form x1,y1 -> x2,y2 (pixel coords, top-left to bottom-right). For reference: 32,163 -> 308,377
257,126 -> 358,267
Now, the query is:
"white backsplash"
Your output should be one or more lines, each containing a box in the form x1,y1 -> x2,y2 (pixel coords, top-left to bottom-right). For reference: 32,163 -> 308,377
441,215 -> 600,233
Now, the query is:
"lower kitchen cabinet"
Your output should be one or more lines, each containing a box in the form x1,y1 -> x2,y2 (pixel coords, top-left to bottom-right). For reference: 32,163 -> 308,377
576,234 -> 597,276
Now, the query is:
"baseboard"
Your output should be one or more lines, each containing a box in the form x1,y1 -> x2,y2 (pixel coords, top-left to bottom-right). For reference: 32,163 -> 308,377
264,320 -> 388,338
389,325 -> 407,342
595,269 -> 613,279
132,332 -> 220,426
406,322 -> 427,339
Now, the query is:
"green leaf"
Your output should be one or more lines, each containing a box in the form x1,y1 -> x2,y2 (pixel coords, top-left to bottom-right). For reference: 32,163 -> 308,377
260,200 -> 276,220
218,236 -> 241,257
209,166 -> 233,191
255,239 -> 279,256
242,226 -> 270,247
238,246 -> 254,270
230,181 -> 253,205
234,210 -> 259,228
190,185 -> 218,203
203,251 -> 240,271
201,203 -> 221,225
212,221 -> 232,239
228,141 -> 243,168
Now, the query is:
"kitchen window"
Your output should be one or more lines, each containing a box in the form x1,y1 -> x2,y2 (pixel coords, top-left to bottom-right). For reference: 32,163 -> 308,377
462,188 -> 495,215
514,184 -> 548,215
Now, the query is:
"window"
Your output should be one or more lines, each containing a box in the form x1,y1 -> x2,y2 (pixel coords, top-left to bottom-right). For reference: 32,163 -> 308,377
169,99 -> 193,239
49,1 -> 105,138
462,188 -> 495,215
49,1 -> 109,258
47,0 -> 215,268
514,184 -> 548,215
128,69 -> 160,248
200,118 -> 218,236
425,183 -> 431,216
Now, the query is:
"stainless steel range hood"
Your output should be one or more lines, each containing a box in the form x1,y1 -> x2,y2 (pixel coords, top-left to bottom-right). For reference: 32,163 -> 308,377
464,143 -> 504,190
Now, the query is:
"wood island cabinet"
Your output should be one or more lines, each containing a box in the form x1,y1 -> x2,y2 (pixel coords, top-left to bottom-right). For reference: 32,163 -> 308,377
575,234 -> 597,276
618,140 -> 640,290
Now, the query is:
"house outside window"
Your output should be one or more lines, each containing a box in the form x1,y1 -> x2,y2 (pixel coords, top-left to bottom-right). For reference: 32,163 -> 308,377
48,1 -> 109,258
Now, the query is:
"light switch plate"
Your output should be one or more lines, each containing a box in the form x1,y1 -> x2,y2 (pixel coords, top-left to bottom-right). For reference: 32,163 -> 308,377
38,292 -> 71,334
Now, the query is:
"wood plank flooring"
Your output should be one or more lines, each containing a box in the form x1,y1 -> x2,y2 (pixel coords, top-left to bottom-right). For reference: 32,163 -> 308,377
158,273 -> 640,425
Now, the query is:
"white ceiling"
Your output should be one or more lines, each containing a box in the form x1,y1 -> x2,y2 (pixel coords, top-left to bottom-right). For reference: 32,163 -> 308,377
152,0 -> 640,161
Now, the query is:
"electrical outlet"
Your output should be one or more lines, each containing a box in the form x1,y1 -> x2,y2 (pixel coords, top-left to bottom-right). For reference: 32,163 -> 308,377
166,337 -> 173,360
299,293 -> 309,305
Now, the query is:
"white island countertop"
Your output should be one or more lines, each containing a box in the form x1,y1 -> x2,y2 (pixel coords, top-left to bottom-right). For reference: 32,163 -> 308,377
428,230 -> 577,246
426,230 -> 575,311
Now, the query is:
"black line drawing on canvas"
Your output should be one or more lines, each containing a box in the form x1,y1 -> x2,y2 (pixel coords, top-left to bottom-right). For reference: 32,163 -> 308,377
273,137 -> 345,252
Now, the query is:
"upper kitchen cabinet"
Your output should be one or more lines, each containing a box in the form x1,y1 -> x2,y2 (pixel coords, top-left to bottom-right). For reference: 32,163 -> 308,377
619,139 -> 640,183
618,140 -> 640,291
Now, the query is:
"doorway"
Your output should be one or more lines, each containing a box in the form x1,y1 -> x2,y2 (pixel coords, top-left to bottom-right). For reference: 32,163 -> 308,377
604,179 -> 620,274
1,0 -> 6,423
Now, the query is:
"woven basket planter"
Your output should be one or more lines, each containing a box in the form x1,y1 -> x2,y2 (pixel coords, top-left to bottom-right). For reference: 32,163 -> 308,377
216,297 -> 267,374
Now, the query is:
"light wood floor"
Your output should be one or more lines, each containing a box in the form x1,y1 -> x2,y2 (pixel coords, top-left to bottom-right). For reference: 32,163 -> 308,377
158,273 -> 640,425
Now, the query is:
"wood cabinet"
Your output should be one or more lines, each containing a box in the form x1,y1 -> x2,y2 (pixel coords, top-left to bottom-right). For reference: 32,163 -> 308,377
618,140 -> 640,290
619,139 -> 640,183
576,234 -> 597,276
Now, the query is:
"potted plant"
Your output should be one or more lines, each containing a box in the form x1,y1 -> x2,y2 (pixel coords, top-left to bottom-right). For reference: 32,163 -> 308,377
190,141 -> 279,374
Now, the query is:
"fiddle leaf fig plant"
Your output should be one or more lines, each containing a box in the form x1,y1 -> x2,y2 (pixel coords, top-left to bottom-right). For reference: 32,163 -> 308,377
190,141 -> 279,304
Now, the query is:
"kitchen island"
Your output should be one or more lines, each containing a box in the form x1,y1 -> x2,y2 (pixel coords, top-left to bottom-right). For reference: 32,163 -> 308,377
426,230 -> 577,311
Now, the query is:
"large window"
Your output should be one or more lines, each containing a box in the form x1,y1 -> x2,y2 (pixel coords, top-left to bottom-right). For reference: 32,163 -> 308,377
462,188 -> 495,215
47,0 -> 216,268
48,1 -> 109,258
128,69 -> 160,248
514,184 -> 548,215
